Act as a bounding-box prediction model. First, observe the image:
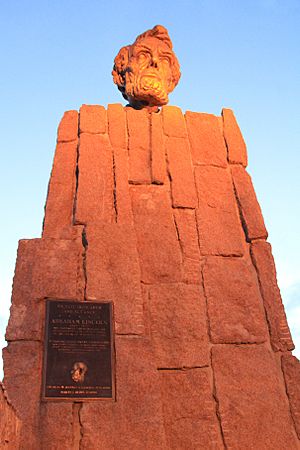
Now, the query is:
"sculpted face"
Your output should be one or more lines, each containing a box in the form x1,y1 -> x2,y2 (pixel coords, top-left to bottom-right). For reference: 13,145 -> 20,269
112,25 -> 180,109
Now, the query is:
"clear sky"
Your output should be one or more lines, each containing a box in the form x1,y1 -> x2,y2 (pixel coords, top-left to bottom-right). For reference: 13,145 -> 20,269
0,0 -> 299,378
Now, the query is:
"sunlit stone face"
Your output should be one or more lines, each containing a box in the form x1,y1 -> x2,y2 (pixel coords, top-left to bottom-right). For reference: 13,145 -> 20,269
125,37 -> 174,107
112,25 -> 180,109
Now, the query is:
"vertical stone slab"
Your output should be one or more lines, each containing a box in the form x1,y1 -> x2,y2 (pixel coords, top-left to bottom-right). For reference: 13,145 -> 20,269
195,166 -> 245,256
165,137 -> 197,208
160,369 -> 223,449
148,284 -> 209,368
57,110 -> 78,143
79,104 -> 107,134
107,103 -> 127,149
0,383 -> 21,450
126,108 -> 151,184
130,185 -> 182,283
150,112 -> 167,184
231,165 -> 268,241
114,337 -> 167,449
43,141 -> 78,239
85,223 -> 144,335
185,111 -> 227,167
40,403 -> 74,450
212,345 -> 298,449
203,257 -> 268,343
6,238 -> 84,341
251,240 -> 294,351
173,209 -> 201,284
162,105 -> 187,138
75,133 -> 114,224
222,108 -> 248,166
80,403 -> 114,450
3,342 -> 42,450
108,104 -> 133,224
281,353 -> 300,439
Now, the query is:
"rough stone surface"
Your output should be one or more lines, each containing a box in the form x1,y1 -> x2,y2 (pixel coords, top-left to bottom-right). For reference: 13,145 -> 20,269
166,136 -> 197,208
162,106 -> 187,138
79,104 -> 107,134
75,133 -> 114,224
107,103 -> 127,149
3,341 -> 42,450
186,111 -> 227,167
126,108 -> 151,184
222,108 -> 248,166
6,238 -> 84,341
195,166 -> 245,256
203,257 -> 268,343
150,112 -> 167,184
0,382 -> 21,450
282,353 -> 300,439
251,240 -> 294,351
57,110 -> 78,143
212,345 -> 298,449
130,185 -> 182,283
160,369 -> 223,449
231,164 -> 268,241
43,141 -> 77,239
40,403 -> 74,450
86,223 -> 144,335
173,208 -> 201,284
80,337 -> 167,450
148,283 -> 209,368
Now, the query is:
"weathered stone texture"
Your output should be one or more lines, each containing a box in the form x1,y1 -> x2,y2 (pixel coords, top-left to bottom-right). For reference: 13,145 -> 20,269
130,185 -> 182,283
166,136 -> 197,208
86,223 -> 144,335
173,208 -> 201,284
195,166 -> 245,256
282,353 -> 300,439
43,141 -> 78,239
148,283 -> 209,368
203,257 -> 268,344
162,105 -> 187,138
251,240 -> 294,351
57,110 -> 78,143
0,382 -> 21,450
107,103 -> 127,149
6,238 -> 84,341
160,369 -> 223,449
212,345 -> 298,449
186,111 -> 227,167
222,108 -> 248,166
150,112 -> 167,184
3,342 -> 42,450
40,403 -> 74,450
80,337 -> 167,450
126,108 -> 151,184
231,164 -> 268,241
79,104 -> 107,134
75,133 -> 114,224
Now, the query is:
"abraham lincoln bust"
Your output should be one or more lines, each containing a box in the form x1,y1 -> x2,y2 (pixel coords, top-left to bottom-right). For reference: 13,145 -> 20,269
112,25 -> 181,110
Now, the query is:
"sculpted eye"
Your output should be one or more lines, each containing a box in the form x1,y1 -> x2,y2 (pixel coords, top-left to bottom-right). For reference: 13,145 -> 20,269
138,52 -> 150,62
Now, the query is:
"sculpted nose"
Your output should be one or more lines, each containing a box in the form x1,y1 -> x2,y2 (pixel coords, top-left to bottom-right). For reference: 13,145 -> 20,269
150,55 -> 159,68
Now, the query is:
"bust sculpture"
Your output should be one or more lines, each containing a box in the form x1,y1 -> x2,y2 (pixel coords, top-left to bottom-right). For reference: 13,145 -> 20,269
112,25 -> 181,110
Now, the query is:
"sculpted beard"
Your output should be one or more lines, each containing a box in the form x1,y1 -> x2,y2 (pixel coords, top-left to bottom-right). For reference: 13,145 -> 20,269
125,69 -> 169,105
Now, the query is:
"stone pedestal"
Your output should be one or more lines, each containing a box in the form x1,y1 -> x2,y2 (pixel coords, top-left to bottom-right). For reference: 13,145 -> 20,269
3,104 -> 300,449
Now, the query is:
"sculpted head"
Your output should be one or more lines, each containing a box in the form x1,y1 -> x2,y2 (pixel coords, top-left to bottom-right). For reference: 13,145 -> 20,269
112,25 -> 181,109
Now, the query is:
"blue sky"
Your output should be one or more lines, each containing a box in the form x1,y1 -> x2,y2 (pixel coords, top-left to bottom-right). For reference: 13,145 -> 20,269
0,0 -> 299,377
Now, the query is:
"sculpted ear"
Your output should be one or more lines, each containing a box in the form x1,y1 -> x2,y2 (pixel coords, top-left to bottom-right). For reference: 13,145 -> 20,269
112,46 -> 130,88
169,55 -> 181,92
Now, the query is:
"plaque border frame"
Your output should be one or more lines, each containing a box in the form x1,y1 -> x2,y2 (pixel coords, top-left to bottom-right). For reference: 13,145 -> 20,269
41,298 -> 115,402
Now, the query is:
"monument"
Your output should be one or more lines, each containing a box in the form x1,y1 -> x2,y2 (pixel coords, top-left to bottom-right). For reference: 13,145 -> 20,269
1,25 -> 300,449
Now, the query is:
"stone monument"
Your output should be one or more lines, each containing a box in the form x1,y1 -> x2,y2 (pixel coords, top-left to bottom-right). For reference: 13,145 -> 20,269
1,25 -> 300,449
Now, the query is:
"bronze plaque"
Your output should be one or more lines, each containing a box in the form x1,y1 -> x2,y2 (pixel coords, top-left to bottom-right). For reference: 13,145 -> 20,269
43,299 -> 113,400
